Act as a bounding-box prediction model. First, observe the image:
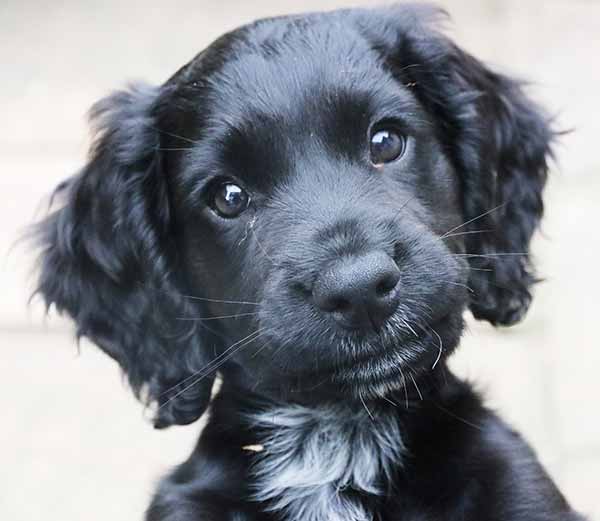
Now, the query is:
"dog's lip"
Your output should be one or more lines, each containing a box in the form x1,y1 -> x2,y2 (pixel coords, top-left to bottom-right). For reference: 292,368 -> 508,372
325,309 -> 455,379
335,310 -> 451,364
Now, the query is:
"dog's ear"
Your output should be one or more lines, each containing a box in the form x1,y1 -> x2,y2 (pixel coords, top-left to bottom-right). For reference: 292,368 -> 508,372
34,84 -> 216,428
442,49 -> 555,326
364,5 -> 555,325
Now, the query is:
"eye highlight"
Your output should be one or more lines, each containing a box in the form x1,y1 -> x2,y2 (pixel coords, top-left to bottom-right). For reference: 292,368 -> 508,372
369,128 -> 407,165
209,181 -> 250,218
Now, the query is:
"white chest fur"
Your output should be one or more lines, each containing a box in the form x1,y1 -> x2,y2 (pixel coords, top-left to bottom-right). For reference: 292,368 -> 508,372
247,402 -> 404,521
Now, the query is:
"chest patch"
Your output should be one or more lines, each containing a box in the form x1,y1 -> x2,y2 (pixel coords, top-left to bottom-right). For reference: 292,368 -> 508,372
247,402 -> 404,521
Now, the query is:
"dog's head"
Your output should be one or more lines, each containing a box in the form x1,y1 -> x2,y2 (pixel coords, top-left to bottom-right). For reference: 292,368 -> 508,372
35,6 -> 554,427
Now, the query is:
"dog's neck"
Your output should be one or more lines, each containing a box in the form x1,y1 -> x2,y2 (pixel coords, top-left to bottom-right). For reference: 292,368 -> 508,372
245,399 -> 404,521
223,360 -> 447,407
218,365 -> 454,520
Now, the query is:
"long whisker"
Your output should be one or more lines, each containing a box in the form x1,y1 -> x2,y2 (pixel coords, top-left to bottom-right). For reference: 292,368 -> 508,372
263,335 -> 298,375
175,312 -> 259,321
409,373 -> 424,401
381,395 -> 398,407
392,195 -> 418,221
144,123 -> 200,145
251,340 -> 275,359
464,272 -> 531,293
159,328 -> 264,397
179,294 -> 260,306
429,327 -> 444,370
441,280 -> 474,293
400,317 -> 419,338
439,203 -> 506,239
250,224 -> 278,266
359,391 -> 375,421
453,253 -> 528,258
433,403 -> 484,431
440,229 -> 492,239
135,282 -> 260,306
155,147 -> 194,151
158,330 -> 266,409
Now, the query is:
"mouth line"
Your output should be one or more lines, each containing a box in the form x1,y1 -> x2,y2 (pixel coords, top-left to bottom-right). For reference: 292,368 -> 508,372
324,310 -> 458,386
335,309 -> 450,360
253,306 -> 461,396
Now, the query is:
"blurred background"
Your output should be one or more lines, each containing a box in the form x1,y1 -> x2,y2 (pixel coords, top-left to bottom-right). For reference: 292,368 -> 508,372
1,1 -> 599,519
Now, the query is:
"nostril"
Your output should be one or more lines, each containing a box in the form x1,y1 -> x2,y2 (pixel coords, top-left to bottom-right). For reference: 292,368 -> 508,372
375,275 -> 398,296
312,252 -> 400,328
375,271 -> 400,297
323,296 -> 351,313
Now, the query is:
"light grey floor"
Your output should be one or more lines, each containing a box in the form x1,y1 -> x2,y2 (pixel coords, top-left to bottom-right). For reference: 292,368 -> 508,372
1,1 -> 599,520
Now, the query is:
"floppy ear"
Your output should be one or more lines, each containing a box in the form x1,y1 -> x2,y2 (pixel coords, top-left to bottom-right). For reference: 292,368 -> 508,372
34,84 -> 216,428
444,51 -> 555,326
367,5 -> 555,325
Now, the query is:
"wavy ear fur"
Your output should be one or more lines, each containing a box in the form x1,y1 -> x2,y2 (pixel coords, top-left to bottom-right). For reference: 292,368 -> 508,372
366,5 -> 556,325
447,53 -> 555,326
35,84 -> 216,428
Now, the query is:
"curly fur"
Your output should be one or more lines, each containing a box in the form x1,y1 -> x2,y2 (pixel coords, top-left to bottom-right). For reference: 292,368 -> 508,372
34,84 -> 217,427
247,402 -> 404,521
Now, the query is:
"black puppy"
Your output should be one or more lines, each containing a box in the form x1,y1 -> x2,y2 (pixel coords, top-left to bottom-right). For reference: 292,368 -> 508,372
34,5 -> 585,521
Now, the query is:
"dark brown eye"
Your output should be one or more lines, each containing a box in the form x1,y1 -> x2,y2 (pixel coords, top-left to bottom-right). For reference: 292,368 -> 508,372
210,182 -> 250,218
369,128 -> 407,165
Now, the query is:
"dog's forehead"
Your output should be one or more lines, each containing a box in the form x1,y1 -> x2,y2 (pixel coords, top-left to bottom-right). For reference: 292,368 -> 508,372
197,16 -> 409,129
175,15 -> 423,192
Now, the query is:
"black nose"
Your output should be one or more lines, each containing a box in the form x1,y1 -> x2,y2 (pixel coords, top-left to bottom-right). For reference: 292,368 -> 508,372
313,252 -> 401,330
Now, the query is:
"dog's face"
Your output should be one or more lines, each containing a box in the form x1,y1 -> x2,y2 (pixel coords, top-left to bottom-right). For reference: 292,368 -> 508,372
172,25 -> 467,399
36,6 -> 553,426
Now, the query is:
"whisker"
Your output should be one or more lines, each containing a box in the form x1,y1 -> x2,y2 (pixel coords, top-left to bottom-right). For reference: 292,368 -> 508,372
392,195 -> 418,221
305,375 -> 332,392
250,223 -> 277,266
453,253 -> 528,258
440,229 -> 492,239
433,403 -> 484,431
134,282 -> 260,306
158,330 -> 266,409
179,294 -> 260,306
441,280 -> 474,293
429,327 -> 444,370
381,395 -> 398,408
155,147 -> 194,151
251,340 -> 274,359
400,317 -> 419,338
263,336 -> 295,374
143,123 -> 200,145
159,329 -> 263,397
409,373 -> 423,401
464,273 -> 531,293
175,312 -> 259,321
359,391 -> 375,421
439,203 -> 507,240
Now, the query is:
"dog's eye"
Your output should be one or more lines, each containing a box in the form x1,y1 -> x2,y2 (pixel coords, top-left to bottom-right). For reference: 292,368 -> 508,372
209,182 -> 250,218
369,128 -> 407,165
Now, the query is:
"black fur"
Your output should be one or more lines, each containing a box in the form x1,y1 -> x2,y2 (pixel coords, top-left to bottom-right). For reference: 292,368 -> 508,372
33,5 -> 583,521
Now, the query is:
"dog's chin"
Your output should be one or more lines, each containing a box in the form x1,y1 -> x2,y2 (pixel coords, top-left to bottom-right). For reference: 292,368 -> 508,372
328,311 -> 464,399
254,310 -> 464,402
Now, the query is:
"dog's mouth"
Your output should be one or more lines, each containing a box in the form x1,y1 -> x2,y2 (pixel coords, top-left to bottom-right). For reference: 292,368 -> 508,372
326,315 -> 464,405
252,308 -> 463,400
352,305 -> 456,354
